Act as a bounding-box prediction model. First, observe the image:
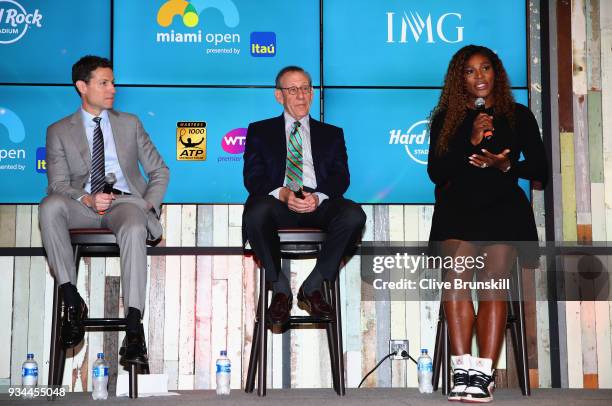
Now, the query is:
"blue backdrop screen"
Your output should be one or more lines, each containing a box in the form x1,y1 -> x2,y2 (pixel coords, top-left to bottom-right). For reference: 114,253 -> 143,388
0,0 -> 528,203
114,0 -> 320,85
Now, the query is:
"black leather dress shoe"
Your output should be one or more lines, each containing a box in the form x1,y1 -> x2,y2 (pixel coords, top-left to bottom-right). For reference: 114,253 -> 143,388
267,293 -> 292,325
119,326 -> 148,366
61,297 -> 88,349
297,286 -> 332,317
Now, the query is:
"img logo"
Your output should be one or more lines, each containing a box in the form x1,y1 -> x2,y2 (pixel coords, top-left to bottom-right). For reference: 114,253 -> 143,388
388,120 -> 429,165
250,32 -> 275,57
386,11 -> 463,44
0,0 -> 43,45
221,128 -> 247,154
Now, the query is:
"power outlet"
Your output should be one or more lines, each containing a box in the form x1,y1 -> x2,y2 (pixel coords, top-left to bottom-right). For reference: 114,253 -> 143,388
389,339 -> 409,360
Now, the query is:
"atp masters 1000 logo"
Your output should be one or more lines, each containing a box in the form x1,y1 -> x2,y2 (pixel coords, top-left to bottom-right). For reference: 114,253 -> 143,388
176,121 -> 207,161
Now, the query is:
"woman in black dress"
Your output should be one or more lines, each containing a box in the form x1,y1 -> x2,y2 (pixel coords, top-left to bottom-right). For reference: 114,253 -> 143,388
427,45 -> 547,403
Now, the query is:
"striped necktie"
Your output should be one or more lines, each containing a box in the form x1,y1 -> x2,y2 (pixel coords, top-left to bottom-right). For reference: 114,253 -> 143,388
285,121 -> 303,188
90,117 -> 105,194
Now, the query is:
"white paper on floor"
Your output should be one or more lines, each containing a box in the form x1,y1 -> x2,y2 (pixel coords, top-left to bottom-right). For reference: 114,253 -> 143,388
116,373 -> 180,397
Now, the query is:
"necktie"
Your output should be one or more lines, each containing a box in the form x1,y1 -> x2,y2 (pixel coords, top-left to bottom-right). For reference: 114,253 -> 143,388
90,117 -> 105,194
285,121 -> 303,188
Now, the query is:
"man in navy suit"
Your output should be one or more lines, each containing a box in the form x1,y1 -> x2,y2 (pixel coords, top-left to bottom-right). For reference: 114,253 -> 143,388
243,66 -> 366,325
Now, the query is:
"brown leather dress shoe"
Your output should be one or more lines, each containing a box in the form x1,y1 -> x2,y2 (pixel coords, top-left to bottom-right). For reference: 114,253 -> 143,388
297,286 -> 333,317
61,296 -> 88,349
267,292 -> 292,325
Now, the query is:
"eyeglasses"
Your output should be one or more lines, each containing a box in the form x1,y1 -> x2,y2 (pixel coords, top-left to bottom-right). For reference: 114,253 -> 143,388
277,85 -> 313,95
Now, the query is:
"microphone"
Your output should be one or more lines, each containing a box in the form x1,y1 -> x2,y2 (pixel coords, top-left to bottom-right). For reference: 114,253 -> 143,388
97,172 -> 116,215
102,172 -> 116,194
474,97 -> 494,140
287,180 -> 304,199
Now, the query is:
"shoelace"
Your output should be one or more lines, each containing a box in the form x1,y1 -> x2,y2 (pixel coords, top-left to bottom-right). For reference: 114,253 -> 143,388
453,368 -> 469,387
469,370 -> 493,392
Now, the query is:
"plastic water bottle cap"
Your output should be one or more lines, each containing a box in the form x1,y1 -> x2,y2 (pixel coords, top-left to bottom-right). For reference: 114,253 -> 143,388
97,353 -> 104,359
220,350 -> 227,356
27,353 -> 34,359
421,349 -> 428,353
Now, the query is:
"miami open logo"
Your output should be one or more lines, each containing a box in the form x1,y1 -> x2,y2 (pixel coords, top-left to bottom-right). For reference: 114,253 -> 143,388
156,0 -> 241,53
0,107 -> 27,171
388,120 -> 430,165
0,0 -> 43,45
157,0 -> 239,28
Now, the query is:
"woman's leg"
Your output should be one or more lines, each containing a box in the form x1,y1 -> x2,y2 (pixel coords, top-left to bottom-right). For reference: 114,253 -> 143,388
440,239 -> 479,355
475,244 -> 517,362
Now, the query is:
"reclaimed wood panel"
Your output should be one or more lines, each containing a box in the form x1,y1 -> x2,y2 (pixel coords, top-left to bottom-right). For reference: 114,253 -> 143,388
0,257 -> 14,379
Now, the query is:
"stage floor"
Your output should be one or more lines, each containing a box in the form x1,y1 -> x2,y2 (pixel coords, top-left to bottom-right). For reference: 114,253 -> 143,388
2,388 -> 611,405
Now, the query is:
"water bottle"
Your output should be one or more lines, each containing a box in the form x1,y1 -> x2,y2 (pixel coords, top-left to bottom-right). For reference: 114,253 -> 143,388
21,353 -> 38,399
92,353 -> 109,400
215,350 -> 231,395
417,348 -> 433,393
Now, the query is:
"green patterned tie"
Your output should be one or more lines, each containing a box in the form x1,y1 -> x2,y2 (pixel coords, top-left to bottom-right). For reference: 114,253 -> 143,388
285,121 -> 303,188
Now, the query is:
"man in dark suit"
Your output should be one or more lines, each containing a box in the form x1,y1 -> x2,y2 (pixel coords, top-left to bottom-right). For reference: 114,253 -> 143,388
243,66 -> 366,324
39,56 -> 169,364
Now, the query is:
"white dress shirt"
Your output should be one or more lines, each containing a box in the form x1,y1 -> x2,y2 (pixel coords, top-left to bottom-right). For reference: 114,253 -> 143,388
81,109 -> 131,194
270,112 -> 328,206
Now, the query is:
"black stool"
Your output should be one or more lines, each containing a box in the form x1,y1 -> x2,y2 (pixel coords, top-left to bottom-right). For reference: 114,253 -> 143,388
244,228 -> 346,396
432,263 -> 530,396
48,228 -> 151,399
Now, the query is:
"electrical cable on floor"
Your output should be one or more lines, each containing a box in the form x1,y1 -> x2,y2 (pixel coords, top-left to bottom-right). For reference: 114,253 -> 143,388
357,350 -> 418,388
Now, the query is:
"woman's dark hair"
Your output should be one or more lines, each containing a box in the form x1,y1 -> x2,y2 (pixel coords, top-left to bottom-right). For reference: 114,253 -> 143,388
430,45 -> 515,155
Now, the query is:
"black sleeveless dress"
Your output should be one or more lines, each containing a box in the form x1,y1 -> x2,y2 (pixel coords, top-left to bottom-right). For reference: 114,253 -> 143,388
427,103 -> 548,267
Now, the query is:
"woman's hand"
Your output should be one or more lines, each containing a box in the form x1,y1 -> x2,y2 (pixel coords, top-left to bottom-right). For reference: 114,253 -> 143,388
469,149 -> 511,172
470,113 -> 494,145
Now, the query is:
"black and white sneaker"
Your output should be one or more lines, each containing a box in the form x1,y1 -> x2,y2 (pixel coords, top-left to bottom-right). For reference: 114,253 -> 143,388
448,368 -> 469,401
462,370 -> 495,403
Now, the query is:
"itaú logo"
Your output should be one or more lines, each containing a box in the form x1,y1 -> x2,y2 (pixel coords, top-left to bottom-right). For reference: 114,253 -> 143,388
386,11 -> 463,44
388,120 -> 430,165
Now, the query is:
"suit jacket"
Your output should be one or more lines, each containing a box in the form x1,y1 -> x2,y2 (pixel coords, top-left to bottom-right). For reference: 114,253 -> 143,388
243,114 -> 350,199
45,109 -> 170,239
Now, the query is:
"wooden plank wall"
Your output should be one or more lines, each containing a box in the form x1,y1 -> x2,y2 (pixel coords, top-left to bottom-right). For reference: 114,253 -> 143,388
1,201 -> 611,391
1,0 -> 612,393
552,0 -> 612,390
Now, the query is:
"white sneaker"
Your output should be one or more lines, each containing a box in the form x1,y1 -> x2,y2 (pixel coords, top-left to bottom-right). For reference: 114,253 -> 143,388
448,354 -> 470,402
463,357 -> 495,403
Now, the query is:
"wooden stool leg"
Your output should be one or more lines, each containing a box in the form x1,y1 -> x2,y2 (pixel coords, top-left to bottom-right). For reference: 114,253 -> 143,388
332,279 -> 345,396
129,364 -> 138,399
245,317 -> 260,392
257,265 -> 268,397
442,318 -> 450,395
512,267 -> 530,395
432,307 -> 444,391
323,281 -> 339,393
48,281 -> 65,395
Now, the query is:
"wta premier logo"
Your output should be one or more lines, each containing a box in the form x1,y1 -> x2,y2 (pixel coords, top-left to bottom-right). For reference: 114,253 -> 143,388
0,0 -> 43,45
388,120 -> 430,165
156,0 -> 241,54
221,128 -> 246,154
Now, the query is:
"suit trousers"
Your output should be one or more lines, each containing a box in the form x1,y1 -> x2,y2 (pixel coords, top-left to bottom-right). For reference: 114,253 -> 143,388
243,195 -> 366,283
39,194 -> 149,312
